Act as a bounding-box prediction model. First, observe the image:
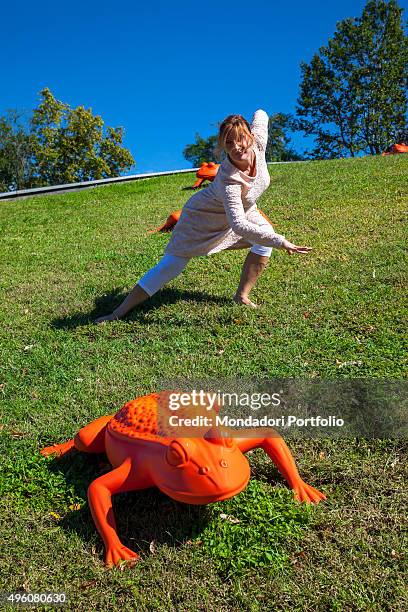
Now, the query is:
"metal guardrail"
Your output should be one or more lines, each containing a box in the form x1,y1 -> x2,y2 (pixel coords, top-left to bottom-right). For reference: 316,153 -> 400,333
0,168 -> 199,201
0,161 -> 306,201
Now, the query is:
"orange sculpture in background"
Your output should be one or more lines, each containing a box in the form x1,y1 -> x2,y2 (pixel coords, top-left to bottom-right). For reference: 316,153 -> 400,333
382,143 -> 408,156
192,161 -> 220,189
147,210 -> 182,233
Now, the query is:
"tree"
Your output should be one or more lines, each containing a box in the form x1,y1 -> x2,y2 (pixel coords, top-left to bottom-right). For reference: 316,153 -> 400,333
0,111 -> 36,191
183,133 -> 220,167
296,0 -> 408,158
30,88 -> 135,185
183,115 -> 303,166
0,88 -> 135,191
265,113 -> 304,161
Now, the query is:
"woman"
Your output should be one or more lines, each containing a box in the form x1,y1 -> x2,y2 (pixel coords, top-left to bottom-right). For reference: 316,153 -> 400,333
95,109 -> 311,323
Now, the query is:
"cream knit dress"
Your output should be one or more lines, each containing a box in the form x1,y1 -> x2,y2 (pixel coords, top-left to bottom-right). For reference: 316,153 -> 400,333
165,109 -> 286,259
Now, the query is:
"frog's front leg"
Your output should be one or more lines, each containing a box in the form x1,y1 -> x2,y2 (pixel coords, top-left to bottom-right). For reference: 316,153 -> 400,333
236,436 -> 326,504
87,457 -> 153,567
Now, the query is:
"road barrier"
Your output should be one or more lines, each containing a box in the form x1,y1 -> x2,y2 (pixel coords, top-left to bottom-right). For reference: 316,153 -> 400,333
0,161 -> 306,201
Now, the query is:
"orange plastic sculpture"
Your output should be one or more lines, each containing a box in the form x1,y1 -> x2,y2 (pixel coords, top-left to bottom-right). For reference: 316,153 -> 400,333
192,162 -> 220,189
382,143 -> 408,156
40,391 -> 326,567
147,210 -> 182,233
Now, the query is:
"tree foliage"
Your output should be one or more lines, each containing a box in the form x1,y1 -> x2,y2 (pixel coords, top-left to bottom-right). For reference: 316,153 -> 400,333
296,0 -> 408,158
0,111 -> 36,191
30,88 -> 135,185
0,88 -> 135,192
183,133 -> 220,167
266,113 -> 304,161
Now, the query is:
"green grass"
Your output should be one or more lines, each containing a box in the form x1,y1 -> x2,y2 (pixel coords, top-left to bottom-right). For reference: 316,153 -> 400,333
0,155 -> 407,610
199,480 -> 312,576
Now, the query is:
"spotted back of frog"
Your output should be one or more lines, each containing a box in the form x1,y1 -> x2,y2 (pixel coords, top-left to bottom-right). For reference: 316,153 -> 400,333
108,391 -> 189,444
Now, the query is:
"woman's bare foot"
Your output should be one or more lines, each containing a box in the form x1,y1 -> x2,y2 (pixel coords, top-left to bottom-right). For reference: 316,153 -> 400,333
233,294 -> 258,308
94,284 -> 150,325
94,313 -> 120,324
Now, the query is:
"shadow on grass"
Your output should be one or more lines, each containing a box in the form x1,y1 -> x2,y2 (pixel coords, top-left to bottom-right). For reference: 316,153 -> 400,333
48,450 -> 211,560
180,184 -> 210,191
50,287 -> 230,330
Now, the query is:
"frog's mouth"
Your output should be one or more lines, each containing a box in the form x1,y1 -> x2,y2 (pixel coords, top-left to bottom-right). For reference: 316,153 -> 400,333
158,473 -> 250,506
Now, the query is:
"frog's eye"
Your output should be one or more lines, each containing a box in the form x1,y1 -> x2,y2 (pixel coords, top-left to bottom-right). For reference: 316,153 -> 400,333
166,441 -> 188,467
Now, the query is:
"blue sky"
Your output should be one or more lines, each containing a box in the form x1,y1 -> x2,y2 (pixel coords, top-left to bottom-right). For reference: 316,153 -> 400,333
1,0 -> 407,173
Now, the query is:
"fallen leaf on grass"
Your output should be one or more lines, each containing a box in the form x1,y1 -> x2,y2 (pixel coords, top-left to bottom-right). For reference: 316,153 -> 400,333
10,430 -> 26,439
149,540 -> 157,554
69,503 -> 82,511
389,550 -> 404,559
220,513 -> 240,524
361,324 -> 375,333
119,558 -> 139,570
336,360 -> 362,368
80,580 -> 98,590
290,551 -> 306,565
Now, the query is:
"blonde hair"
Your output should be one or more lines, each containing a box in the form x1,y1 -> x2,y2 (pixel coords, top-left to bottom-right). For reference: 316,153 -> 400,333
216,114 -> 254,158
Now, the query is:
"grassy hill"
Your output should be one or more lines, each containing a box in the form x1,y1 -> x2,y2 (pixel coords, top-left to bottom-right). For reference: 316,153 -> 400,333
0,155 -> 407,610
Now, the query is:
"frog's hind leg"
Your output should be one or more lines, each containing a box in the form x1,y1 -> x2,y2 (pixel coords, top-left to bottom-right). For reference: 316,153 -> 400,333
41,415 -> 113,457
40,439 -> 75,457
74,415 -> 113,453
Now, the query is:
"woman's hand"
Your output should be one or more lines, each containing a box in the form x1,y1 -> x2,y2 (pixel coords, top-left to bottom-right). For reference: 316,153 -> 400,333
281,239 -> 312,255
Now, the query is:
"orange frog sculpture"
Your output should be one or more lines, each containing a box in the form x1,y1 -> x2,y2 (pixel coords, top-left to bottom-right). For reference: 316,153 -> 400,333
147,209 -> 182,233
192,161 -> 220,189
382,143 -> 408,156
41,392 -> 326,567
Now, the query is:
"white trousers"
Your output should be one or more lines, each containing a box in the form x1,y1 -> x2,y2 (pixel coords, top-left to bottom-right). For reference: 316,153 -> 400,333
138,244 -> 272,297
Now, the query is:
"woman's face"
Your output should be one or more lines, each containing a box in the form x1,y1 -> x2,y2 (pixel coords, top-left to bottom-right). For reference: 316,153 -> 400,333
225,134 -> 253,165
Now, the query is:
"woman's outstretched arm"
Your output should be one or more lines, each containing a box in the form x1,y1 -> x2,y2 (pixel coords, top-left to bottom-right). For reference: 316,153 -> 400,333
222,184 -> 311,254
